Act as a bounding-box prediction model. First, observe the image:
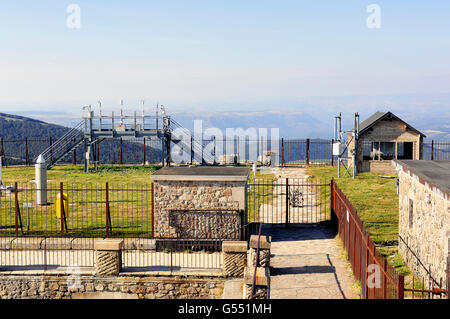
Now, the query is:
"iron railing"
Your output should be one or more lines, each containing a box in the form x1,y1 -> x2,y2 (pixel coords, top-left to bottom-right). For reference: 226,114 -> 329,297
330,178 -> 403,299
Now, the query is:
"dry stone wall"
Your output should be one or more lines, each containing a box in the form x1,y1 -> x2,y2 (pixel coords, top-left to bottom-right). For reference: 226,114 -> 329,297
0,275 -> 224,299
398,169 -> 450,286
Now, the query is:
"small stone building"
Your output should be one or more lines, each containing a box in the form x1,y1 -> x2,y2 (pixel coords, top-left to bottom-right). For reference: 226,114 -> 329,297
393,160 -> 450,286
349,111 -> 425,173
151,166 -> 249,239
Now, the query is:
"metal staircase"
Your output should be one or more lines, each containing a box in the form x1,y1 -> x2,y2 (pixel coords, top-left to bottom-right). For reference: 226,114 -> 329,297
38,120 -> 85,169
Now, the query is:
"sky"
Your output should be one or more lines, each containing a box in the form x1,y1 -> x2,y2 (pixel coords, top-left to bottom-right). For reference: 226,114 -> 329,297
1,1 -> 450,116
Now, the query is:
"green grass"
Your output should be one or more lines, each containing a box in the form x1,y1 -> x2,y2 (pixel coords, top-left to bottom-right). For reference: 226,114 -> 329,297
307,166 -> 416,278
247,169 -> 276,223
1,164 -> 161,185
307,166 -> 399,246
1,165 -> 159,237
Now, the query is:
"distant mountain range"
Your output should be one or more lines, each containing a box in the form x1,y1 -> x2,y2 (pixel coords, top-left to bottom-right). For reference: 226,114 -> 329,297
3,108 -> 450,142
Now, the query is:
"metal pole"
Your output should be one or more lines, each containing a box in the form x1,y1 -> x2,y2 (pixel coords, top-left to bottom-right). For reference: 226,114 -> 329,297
285,178 -> 289,228
281,138 -> 284,166
119,138 -> 123,165
60,182 -> 64,234
106,182 -> 110,237
331,139 -> 334,166
306,138 -> 310,165
25,137 -> 29,166
143,137 -> 146,165
431,140 -> 434,160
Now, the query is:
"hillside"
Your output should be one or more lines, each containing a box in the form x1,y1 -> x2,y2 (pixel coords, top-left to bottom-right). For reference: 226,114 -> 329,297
0,113 -> 69,140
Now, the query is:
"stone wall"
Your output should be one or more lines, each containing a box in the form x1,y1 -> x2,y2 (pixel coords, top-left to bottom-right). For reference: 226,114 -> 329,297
153,180 -> 246,238
398,169 -> 450,286
0,275 -> 224,299
169,210 -> 241,239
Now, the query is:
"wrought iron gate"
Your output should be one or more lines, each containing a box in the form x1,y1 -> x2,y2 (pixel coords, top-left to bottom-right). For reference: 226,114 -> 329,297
247,178 -> 330,225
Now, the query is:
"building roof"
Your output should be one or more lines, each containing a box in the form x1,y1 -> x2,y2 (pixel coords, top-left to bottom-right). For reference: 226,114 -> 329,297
151,166 -> 250,182
359,111 -> 426,137
393,160 -> 450,200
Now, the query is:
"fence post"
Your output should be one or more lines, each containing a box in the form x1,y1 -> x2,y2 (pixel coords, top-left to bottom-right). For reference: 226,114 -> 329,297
72,149 -> 76,165
383,259 -> 387,299
397,275 -> 405,299
447,238 -> 449,299
431,140 -> 434,160
213,136 -> 216,165
25,137 -> 29,166
285,178 -> 289,228
151,182 -> 155,238
331,139 -> 334,166
143,137 -> 146,165
60,182 -> 64,235
0,138 -> 4,167
106,182 -> 110,237
14,182 -> 19,236
49,136 -> 53,164
96,141 -> 100,164
281,138 -> 284,166
190,135 -> 194,165
306,138 -> 310,165
119,138 -> 123,165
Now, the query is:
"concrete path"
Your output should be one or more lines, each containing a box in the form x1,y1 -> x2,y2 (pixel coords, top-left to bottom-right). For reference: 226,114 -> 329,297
222,279 -> 243,299
262,167 -> 358,299
267,224 -> 358,299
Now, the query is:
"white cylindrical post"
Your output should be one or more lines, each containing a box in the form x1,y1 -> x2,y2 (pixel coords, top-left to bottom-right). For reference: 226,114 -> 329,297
35,154 -> 47,206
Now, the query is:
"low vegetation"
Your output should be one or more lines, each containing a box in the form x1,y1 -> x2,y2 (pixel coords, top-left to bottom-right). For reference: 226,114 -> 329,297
1,165 -> 160,237
307,166 -> 413,277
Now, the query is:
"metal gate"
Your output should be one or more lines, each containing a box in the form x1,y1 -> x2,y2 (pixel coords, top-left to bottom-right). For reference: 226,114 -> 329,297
247,178 -> 330,225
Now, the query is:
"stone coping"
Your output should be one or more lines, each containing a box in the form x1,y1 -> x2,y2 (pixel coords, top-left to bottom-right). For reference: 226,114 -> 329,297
151,166 -> 249,182
222,241 -> 247,253
0,237 -> 156,250
249,235 -> 271,250
243,267 -> 269,286
151,175 -> 249,182
393,160 -> 450,200
94,239 -> 123,251
0,268 -> 223,278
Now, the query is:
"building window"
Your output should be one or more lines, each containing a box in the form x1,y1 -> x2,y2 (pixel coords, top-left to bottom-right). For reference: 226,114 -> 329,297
408,198 -> 414,228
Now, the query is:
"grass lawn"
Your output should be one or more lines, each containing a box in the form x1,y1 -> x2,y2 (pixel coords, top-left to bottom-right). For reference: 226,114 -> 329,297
0,165 -> 160,237
1,164 -> 160,185
307,166 -> 414,277
247,168 -> 276,223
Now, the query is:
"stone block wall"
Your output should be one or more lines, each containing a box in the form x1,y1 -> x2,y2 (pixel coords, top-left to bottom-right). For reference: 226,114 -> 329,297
153,180 -> 246,238
0,275 -> 224,299
398,169 -> 450,286
169,210 -> 241,239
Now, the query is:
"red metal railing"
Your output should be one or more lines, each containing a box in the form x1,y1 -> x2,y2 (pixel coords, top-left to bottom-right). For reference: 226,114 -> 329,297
330,178 -> 404,299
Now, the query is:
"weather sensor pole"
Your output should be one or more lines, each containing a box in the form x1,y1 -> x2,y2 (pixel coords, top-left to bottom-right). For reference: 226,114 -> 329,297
334,112 -> 359,179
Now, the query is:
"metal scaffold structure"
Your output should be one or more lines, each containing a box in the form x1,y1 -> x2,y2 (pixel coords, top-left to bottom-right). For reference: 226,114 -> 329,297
333,112 -> 360,179
37,100 -> 211,172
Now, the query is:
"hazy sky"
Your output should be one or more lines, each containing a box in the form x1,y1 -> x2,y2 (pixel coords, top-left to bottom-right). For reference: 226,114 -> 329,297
1,1 -> 450,114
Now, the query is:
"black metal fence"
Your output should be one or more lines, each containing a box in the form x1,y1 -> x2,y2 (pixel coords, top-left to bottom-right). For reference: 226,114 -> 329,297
2,136 -> 449,167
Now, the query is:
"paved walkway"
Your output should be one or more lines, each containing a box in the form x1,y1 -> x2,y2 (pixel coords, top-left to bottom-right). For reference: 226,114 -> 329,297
263,167 -> 358,299
268,224 -> 358,299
